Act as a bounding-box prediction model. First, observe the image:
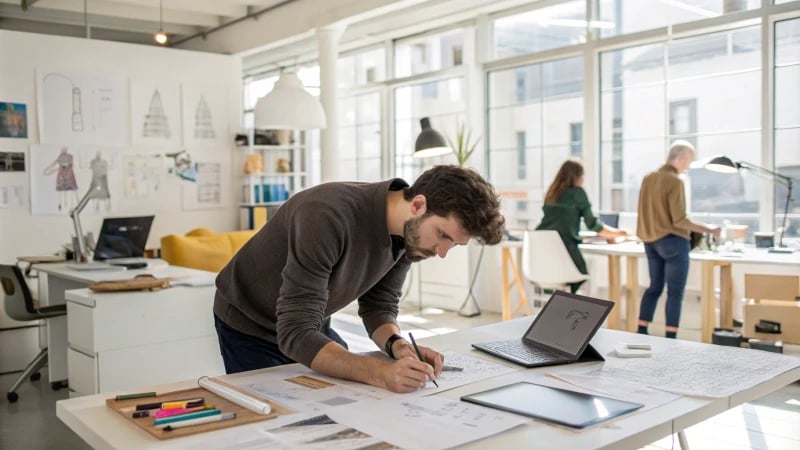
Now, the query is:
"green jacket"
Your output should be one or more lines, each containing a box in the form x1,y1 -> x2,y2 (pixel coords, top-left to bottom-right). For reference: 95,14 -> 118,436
536,187 -> 603,243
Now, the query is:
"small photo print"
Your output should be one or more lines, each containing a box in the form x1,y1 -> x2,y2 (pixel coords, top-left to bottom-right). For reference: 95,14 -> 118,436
0,103 -> 28,138
0,151 -> 25,171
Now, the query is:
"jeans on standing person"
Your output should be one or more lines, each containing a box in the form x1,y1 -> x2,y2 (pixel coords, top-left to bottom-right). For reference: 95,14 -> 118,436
214,314 -> 348,374
638,234 -> 691,329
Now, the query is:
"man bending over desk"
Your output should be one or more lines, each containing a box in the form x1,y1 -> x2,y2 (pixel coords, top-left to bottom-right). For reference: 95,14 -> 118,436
214,165 -> 504,393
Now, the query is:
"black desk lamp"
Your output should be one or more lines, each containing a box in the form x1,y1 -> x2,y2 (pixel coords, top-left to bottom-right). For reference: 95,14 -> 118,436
413,118 -> 451,158
704,155 -> 794,253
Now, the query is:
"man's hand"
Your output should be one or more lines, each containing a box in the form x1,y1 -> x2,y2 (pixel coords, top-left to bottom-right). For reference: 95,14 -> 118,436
391,340 -> 444,376
381,357 -> 438,393
707,225 -> 721,237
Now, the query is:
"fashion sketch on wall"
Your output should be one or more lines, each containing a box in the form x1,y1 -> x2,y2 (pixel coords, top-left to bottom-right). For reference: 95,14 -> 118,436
30,144 -> 117,215
131,80 -> 181,148
181,84 -> 228,149
37,69 -> 127,147
0,102 -> 28,138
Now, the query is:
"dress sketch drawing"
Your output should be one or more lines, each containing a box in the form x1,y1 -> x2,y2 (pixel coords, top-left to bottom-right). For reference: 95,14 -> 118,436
43,146 -> 79,211
88,152 -> 111,211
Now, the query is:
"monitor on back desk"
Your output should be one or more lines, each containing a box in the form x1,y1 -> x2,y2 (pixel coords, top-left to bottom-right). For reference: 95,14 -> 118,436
93,216 -> 155,261
599,213 -> 619,229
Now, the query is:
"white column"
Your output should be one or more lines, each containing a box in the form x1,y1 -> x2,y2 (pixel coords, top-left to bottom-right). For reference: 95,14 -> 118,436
317,25 -> 345,182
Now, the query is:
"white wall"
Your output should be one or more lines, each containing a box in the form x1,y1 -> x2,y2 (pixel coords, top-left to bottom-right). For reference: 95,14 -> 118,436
0,30 -> 242,263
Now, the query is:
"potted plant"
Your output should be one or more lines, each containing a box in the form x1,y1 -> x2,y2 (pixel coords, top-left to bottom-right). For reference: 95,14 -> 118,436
446,122 -> 481,167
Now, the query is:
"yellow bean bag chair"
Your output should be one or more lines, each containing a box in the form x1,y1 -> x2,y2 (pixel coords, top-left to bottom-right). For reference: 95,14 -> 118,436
160,228 -> 256,272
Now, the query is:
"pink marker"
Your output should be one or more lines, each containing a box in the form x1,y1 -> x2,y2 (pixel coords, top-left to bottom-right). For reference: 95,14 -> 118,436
153,404 -> 211,419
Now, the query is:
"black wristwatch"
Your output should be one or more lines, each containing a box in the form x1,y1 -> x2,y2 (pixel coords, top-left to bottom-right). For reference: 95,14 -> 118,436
384,333 -> 405,359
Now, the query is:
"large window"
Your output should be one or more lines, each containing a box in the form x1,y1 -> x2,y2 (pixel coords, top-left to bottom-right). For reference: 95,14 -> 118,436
775,17 -> 800,239
600,26 -> 762,234
597,0 -> 759,38
393,77 -> 465,180
492,1 -> 588,59
338,47 -> 386,88
338,92 -> 383,181
488,57 -> 584,229
394,29 -> 466,78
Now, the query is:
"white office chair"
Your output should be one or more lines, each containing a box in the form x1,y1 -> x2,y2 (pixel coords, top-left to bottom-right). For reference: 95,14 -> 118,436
521,230 -> 591,307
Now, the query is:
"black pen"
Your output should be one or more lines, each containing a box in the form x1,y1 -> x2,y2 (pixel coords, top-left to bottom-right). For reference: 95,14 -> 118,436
408,332 -> 438,388
442,365 -> 463,372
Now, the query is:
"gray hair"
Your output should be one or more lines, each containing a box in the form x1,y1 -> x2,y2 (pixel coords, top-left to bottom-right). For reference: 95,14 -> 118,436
667,140 -> 695,161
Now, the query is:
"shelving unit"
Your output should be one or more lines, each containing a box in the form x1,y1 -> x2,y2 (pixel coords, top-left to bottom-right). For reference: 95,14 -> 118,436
238,130 -> 309,230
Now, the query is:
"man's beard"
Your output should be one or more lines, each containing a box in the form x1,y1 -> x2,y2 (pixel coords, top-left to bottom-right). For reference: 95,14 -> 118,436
403,215 -> 436,262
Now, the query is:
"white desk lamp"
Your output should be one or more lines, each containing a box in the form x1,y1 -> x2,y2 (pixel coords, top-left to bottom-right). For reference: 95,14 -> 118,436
69,185 -> 102,262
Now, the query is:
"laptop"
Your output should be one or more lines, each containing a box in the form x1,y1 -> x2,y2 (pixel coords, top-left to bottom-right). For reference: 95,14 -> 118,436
93,215 -> 155,267
472,291 -> 613,368
599,212 -> 620,228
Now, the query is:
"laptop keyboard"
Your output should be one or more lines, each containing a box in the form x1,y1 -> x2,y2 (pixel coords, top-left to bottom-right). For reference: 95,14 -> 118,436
481,340 -> 566,363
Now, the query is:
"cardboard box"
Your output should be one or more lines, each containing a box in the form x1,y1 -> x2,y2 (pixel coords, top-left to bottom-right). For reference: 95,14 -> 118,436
743,300 -> 800,344
744,274 -> 800,302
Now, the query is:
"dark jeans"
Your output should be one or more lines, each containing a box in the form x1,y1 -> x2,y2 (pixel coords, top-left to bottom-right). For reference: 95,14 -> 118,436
214,315 -> 348,374
638,234 -> 691,328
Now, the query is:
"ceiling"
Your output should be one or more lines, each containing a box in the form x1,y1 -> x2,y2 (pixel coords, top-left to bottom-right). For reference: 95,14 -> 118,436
0,0 -> 294,49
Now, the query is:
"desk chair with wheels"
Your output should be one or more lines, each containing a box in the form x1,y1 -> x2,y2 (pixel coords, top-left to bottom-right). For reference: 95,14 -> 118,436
522,230 -> 591,307
1,264 -> 67,403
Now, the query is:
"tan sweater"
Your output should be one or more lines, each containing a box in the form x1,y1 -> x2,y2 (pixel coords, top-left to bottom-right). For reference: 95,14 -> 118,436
637,164 -> 693,243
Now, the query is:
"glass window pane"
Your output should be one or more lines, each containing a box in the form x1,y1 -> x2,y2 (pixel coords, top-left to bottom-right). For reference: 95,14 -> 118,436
776,17 -> 800,66
394,29 -> 466,78
338,54 -> 356,89
336,91 -> 383,181
356,48 -> 386,84
339,97 -> 357,127
600,26 -> 762,216
357,93 -> 381,125
492,1 -> 587,58
245,75 -> 278,110
358,124 -> 382,159
597,0 -> 759,39
488,57 -> 583,229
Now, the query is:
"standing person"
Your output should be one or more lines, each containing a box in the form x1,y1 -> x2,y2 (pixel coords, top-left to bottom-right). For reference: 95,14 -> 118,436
536,159 -> 627,293
214,165 -> 504,393
637,141 -> 720,338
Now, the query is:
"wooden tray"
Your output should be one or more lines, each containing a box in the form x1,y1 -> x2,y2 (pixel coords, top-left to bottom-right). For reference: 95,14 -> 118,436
106,379 -> 290,440
89,275 -> 170,292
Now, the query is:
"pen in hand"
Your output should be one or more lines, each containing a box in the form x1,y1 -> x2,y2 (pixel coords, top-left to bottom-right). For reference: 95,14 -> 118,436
408,332 -> 438,388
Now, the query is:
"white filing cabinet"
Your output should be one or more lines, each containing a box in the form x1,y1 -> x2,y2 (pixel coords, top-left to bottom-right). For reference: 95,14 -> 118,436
65,285 -> 224,395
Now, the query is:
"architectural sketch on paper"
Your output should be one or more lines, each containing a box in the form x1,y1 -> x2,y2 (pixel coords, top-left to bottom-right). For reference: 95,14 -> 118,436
193,95 -> 215,139
196,162 -> 221,203
0,185 -> 25,208
42,73 -> 83,132
142,89 -> 171,138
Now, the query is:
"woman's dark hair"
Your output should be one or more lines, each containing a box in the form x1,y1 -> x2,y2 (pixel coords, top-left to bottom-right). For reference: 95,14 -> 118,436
544,159 -> 584,205
404,165 -> 504,245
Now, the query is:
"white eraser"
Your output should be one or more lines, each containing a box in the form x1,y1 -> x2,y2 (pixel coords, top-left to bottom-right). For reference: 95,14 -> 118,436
613,344 -> 652,358
626,343 -> 651,350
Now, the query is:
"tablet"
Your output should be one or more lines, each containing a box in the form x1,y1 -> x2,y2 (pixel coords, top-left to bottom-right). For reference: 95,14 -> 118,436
461,382 -> 644,429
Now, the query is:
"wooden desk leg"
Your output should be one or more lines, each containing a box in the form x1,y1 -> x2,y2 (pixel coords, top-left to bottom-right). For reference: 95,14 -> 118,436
501,248 -> 512,321
607,254 -> 621,330
625,255 -> 640,332
508,254 -> 531,318
719,263 -> 733,331
701,261 -> 715,343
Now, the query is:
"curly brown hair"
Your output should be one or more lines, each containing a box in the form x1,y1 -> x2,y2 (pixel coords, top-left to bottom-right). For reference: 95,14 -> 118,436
404,165 -> 504,245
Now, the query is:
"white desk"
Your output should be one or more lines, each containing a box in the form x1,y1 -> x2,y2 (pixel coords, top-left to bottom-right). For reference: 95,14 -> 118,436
34,263 -> 223,394
57,317 -> 800,450
580,243 -> 800,342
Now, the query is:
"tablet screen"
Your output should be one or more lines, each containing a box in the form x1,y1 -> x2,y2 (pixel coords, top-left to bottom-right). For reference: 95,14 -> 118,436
461,382 -> 643,429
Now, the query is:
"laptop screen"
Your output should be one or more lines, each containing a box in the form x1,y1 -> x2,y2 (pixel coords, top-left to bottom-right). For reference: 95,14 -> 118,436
93,216 -> 155,261
598,213 -> 619,228
524,292 -> 612,356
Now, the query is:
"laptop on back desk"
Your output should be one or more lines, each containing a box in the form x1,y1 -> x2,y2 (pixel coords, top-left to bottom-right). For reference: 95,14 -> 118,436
472,291 -> 613,368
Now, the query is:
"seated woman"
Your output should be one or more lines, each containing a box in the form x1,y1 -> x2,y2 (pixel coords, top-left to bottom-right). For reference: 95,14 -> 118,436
536,159 -> 627,293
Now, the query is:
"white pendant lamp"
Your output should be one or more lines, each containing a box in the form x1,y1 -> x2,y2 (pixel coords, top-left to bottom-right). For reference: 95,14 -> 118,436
253,72 -> 327,130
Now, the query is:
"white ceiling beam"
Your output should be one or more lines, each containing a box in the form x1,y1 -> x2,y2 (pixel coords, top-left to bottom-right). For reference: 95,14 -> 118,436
0,3 -> 201,35
3,0 -> 220,27
174,0 -> 418,54
100,0 -> 248,19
